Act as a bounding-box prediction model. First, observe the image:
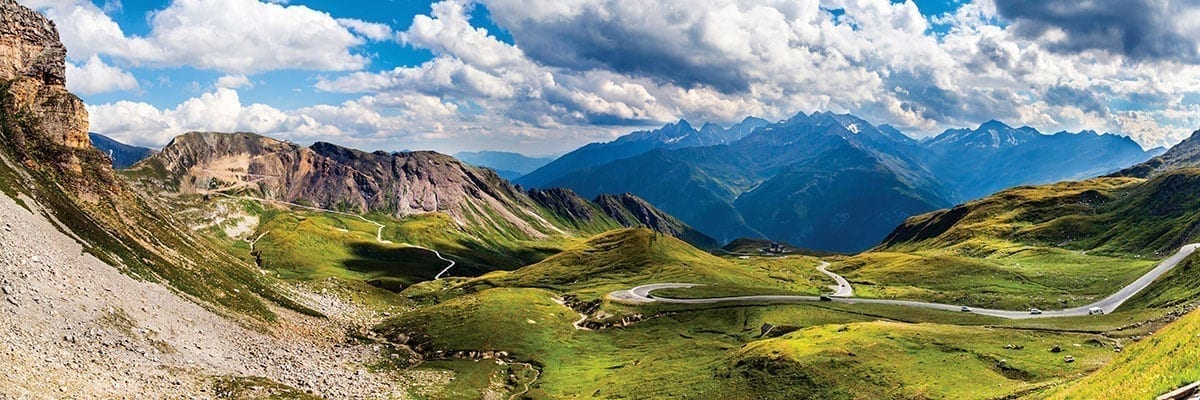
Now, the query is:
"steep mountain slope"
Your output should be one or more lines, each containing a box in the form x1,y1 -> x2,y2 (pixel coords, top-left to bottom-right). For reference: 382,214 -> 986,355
734,145 -> 949,251
0,6 -> 305,321
1113,129 -> 1200,178
594,192 -> 719,249
879,169 -> 1200,257
1049,300 -> 1200,399
89,132 -> 154,169
924,120 -> 1159,201
454,150 -> 554,180
517,117 -> 768,187
0,2 -> 407,396
539,112 -> 952,252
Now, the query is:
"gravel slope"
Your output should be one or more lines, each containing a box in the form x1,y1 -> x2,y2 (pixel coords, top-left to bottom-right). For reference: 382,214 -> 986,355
0,192 -> 406,399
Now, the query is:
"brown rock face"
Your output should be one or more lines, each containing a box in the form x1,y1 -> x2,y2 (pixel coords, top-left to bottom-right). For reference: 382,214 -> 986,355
149,132 -> 566,238
0,0 -> 92,173
0,0 -> 66,85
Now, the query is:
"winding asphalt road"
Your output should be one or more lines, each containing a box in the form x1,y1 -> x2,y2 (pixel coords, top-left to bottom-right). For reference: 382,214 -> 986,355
816,261 -> 853,297
610,244 -> 1200,320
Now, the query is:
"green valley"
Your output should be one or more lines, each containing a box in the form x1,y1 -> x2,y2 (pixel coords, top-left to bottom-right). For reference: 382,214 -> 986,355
7,0 -> 1200,399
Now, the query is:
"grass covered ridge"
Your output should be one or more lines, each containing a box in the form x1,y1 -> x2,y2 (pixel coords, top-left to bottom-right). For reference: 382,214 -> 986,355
834,244 -> 1156,310
468,228 -> 830,301
839,172 -> 1200,311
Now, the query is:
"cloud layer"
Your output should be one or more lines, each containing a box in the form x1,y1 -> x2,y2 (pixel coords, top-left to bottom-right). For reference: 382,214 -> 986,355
23,0 -> 1200,153
25,0 -> 377,73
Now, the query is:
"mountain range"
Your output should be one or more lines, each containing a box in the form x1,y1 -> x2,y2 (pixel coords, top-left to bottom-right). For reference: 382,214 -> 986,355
518,113 -> 1162,252
517,117 -> 769,188
88,132 -> 155,169
1112,129 -> 1200,178
923,120 -> 1165,200
129,131 -> 716,251
453,150 -> 555,180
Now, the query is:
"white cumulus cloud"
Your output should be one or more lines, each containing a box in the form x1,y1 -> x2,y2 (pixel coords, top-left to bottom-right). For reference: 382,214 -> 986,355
65,55 -> 139,94
215,75 -> 253,89
21,0 -> 383,74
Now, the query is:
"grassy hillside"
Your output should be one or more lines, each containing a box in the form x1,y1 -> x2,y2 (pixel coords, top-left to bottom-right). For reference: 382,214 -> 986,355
729,321 -> 1113,399
840,171 -> 1200,310
1049,306 -> 1200,399
834,246 -> 1156,309
253,211 -> 454,284
469,228 -> 829,300
377,287 -> 1116,399
881,170 -> 1200,257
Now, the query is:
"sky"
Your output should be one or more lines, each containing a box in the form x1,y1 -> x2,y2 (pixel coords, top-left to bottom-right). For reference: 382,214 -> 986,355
18,0 -> 1200,155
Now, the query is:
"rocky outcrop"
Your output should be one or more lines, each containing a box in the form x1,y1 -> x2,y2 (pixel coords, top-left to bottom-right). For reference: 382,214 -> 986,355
0,0 -> 92,176
526,187 -> 622,232
145,132 -> 568,239
0,0 -> 66,85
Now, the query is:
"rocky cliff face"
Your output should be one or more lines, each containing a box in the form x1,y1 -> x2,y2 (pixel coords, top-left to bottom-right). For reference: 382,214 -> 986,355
145,132 -> 568,239
0,0 -> 93,176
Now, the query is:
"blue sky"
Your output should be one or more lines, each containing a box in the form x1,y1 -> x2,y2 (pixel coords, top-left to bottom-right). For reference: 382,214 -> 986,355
21,0 -> 1200,155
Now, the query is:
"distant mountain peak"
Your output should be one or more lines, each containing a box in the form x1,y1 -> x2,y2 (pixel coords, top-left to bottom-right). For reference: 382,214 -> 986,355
979,119 -> 1011,130
665,119 -> 693,131
740,116 -> 768,124
1113,129 -> 1200,178
89,133 -> 156,169
929,119 -> 1037,149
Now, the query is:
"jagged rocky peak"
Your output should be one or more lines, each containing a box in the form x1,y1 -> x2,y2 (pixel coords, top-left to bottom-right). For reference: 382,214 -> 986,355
528,187 -> 604,223
143,131 -> 568,239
